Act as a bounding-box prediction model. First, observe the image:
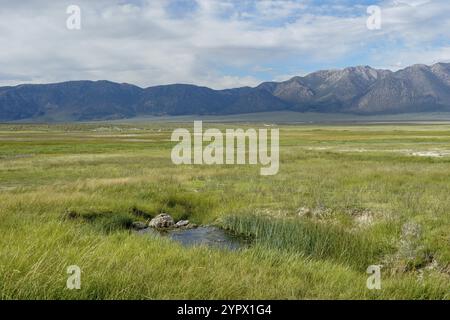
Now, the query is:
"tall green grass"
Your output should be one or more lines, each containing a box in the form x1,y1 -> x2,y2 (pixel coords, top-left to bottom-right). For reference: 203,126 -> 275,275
1,123 -> 450,299
221,215 -> 388,270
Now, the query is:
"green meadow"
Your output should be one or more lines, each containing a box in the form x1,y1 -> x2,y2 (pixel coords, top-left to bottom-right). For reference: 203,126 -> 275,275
0,122 -> 449,299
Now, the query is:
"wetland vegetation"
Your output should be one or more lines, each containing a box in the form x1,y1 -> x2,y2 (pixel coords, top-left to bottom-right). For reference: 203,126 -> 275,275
0,122 -> 449,299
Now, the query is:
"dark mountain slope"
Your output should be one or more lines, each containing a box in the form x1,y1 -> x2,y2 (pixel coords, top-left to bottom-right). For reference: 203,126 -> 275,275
0,80 -> 143,121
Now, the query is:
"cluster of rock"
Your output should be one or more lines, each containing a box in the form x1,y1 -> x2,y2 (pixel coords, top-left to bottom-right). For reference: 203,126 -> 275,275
296,206 -> 332,219
132,213 -> 196,230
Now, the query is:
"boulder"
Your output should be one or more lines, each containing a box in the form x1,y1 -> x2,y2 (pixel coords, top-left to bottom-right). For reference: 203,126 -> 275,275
175,220 -> 190,228
149,213 -> 174,229
297,207 -> 312,217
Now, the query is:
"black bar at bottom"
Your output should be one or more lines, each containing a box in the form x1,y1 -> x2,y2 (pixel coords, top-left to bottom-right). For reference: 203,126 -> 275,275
0,300 -> 447,318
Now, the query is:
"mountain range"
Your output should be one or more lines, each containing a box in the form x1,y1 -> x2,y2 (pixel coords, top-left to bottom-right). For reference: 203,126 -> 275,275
1,62 -> 450,122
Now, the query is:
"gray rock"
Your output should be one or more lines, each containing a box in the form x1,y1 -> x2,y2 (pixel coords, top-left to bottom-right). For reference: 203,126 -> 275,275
131,221 -> 147,230
297,207 -> 312,217
175,220 -> 190,228
149,213 -> 174,229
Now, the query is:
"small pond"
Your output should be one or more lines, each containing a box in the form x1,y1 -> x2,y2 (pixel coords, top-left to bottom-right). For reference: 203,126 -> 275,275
137,226 -> 248,250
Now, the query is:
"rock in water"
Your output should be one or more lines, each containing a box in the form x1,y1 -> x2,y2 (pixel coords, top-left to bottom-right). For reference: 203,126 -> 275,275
175,220 -> 190,228
149,214 -> 174,228
131,221 -> 148,230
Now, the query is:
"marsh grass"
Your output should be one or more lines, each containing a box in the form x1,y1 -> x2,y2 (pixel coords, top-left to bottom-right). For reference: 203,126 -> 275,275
1,123 -> 449,299
64,209 -> 135,233
220,215 -> 388,271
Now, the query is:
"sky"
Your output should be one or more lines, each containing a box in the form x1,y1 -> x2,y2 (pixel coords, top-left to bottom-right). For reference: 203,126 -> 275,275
0,0 -> 449,89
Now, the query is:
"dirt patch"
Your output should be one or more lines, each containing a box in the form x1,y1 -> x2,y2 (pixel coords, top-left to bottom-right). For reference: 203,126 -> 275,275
410,151 -> 450,157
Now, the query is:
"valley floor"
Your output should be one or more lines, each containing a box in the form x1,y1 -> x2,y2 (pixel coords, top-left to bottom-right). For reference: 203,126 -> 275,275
0,122 -> 449,299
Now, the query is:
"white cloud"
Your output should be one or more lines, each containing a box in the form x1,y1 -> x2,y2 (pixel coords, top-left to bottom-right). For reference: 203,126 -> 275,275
0,0 -> 448,89
253,0 -> 306,20
392,0 -> 432,7
273,71 -> 307,82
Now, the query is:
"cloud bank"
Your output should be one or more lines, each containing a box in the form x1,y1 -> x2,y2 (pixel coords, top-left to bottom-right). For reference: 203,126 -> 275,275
0,0 -> 448,89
